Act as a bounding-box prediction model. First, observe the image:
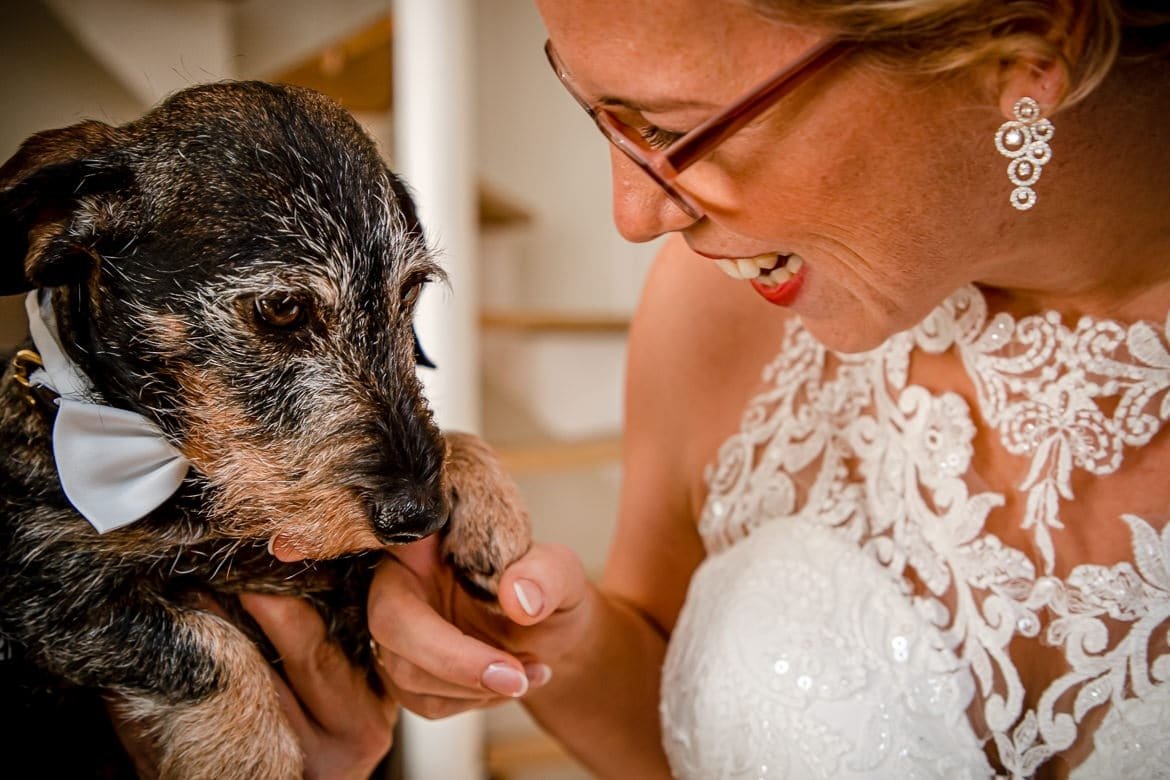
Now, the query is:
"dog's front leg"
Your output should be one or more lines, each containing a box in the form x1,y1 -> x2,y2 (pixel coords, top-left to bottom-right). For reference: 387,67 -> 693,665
33,590 -> 302,780
106,605 -> 301,780
439,431 -> 532,598
107,606 -> 301,780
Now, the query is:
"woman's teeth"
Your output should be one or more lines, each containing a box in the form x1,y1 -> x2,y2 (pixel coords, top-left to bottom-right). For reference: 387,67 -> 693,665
715,253 -> 804,286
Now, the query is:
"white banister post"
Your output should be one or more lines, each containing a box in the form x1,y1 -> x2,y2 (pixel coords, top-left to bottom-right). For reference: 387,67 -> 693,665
391,0 -> 485,778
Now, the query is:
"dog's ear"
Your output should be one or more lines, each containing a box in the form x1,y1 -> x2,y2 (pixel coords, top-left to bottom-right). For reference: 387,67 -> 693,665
0,120 -> 128,295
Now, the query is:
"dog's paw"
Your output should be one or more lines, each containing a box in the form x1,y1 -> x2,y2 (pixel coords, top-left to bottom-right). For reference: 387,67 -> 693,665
439,431 -> 531,600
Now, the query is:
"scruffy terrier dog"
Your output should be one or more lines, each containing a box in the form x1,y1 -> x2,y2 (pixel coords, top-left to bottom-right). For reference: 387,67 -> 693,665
0,81 -> 528,778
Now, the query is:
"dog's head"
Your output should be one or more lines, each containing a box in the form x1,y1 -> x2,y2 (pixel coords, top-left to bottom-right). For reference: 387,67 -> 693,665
1,80 -> 450,558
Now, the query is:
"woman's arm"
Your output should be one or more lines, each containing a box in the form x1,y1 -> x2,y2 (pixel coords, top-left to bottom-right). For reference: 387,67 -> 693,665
520,235 -> 785,775
369,235 -> 776,777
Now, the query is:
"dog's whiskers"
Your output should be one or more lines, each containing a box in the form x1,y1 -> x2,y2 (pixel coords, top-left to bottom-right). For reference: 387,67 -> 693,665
208,539 -> 245,582
283,559 -> 318,582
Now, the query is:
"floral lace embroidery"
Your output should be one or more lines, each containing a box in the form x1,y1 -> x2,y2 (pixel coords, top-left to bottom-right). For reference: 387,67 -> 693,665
681,285 -> 1170,777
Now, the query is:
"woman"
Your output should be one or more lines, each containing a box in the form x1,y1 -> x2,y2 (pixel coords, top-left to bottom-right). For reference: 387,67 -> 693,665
270,0 -> 1170,777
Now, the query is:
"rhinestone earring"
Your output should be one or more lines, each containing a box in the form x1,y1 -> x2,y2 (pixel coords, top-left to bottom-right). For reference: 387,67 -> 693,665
994,97 -> 1054,211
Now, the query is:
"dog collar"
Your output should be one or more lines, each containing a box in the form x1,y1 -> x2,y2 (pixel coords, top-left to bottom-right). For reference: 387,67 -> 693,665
24,291 -> 191,534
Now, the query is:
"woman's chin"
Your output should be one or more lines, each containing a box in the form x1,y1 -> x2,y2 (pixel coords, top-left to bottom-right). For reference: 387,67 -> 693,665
800,317 -> 896,355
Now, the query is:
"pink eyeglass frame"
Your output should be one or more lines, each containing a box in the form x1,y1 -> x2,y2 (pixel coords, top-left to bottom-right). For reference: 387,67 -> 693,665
544,37 -> 854,218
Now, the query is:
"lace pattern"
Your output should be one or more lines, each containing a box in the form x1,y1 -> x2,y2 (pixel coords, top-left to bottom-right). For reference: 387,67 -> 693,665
661,286 -> 1170,778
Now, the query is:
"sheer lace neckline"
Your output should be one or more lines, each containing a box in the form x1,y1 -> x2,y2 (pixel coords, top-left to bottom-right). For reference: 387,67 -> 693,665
668,284 -> 1170,778
922,286 -> 1170,572
702,284 -> 1170,556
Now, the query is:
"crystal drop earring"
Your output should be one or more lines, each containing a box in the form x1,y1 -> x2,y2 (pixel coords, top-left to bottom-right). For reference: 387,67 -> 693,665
994,97 -> 1054,211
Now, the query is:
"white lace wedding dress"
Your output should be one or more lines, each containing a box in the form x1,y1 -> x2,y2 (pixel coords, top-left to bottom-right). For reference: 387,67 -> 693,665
660,285 -> 1170,779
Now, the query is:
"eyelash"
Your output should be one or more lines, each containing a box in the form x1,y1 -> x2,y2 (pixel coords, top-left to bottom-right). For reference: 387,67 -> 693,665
638,123 -> 684,150
401,272 -> 433,308
604,106 -> 686,150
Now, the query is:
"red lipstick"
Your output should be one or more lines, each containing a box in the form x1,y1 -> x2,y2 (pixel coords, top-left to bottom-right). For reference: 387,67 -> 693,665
750,263 -> 806,306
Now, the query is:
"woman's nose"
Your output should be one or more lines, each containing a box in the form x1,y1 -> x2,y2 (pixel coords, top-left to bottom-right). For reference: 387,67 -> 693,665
609,147 -> 698,242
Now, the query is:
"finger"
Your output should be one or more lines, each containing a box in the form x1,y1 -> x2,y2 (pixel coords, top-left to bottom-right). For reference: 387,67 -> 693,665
369,557 -> 529,698
395,691 -> 500,722
240,592 -> 394,734
386,534 -> 443,578
270,655 -> 398,780
377,651 -> 503,700
377,648 -> 551,701
496,542 -> 589,626
255,655 -> 318,737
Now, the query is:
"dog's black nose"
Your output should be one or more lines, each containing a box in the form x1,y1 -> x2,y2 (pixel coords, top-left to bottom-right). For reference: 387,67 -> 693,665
369,483 -> 449,543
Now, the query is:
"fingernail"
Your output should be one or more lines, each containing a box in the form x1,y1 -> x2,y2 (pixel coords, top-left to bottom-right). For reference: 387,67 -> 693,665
513,579 -> 543,617
482,662 -> 529,698
524,663 -> 553,688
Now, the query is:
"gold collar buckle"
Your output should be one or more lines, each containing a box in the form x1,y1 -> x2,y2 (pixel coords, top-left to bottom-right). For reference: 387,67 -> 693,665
11,348 -> 56,410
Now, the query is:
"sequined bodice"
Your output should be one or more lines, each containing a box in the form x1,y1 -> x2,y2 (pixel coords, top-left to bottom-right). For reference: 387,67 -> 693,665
660,286 -> 1170,779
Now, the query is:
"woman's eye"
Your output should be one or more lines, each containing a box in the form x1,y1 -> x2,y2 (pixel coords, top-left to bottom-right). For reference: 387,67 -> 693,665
639,123 -> 684,150
606,106 -> 685,150
254,294 -> 309,328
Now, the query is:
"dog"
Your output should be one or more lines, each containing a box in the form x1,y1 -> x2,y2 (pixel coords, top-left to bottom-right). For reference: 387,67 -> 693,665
0,80 -> 529,778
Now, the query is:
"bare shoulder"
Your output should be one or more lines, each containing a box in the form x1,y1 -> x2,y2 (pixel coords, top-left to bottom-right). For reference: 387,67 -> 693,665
605,235 -> 793,631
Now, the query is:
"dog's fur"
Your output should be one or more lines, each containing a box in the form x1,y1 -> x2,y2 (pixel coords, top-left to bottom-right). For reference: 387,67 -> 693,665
0,80 -> 529,778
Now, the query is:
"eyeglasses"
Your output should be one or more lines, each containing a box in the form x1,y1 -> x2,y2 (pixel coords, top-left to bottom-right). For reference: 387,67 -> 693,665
544,37 -> 853,219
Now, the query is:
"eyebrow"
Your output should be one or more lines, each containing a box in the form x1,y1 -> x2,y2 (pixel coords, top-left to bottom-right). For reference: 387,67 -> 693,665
595,95 -> 716,113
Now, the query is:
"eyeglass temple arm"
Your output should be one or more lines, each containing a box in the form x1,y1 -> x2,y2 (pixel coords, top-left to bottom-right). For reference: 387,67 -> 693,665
667,38 -> 852,172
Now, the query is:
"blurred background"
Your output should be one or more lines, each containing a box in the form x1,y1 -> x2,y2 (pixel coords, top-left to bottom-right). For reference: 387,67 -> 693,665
0,1 -> 663,777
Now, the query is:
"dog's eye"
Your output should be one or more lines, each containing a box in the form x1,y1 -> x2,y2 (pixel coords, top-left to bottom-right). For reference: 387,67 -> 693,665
402,283 -> 423,308
254,294 -> 308,328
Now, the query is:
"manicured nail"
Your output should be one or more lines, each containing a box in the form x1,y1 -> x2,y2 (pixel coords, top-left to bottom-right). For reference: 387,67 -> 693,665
524,663 -> 553,688
513,579 -> 543,617
482,662 -> 529,698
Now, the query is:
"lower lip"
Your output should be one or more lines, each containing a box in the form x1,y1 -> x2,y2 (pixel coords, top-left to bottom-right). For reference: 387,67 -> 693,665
750,264 -> 807,307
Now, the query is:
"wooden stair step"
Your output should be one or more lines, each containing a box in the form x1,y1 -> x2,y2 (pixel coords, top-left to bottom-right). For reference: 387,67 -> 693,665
486,731 -> 580,779
480,310 -> 630,334
492,435 -> 622,474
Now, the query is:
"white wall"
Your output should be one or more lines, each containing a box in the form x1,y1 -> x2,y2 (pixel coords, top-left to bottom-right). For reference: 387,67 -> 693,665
0,1 -> 146,351
43,0 -> 235,107
472,0 -> 660,445
0,2 -> 143,156
234,0 -> 387,79
473,0 -> 659,315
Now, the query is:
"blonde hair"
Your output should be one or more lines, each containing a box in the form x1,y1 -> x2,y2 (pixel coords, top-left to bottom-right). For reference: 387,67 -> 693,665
747,0 -> 1170,106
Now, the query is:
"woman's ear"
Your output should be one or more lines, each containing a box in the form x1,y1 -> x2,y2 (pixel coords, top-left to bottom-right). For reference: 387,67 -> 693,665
995,0 -> 1087,120
997,56 -> 1071,120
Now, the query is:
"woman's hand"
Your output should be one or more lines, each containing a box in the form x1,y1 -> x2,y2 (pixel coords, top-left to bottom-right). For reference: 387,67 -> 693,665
368,535 -> 590,719
239,592 -> 399,780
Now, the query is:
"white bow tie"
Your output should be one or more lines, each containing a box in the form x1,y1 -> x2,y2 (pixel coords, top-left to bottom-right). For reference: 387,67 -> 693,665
24,291 -> 191,534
